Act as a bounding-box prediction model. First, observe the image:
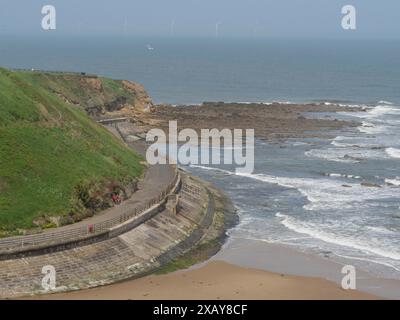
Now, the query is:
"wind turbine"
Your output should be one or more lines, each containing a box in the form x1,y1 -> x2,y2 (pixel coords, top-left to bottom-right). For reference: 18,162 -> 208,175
77,21 -> 83,35
253,20 -> 260,38
124,17 -> 128,36
253,26 -> 258,38
170,19 -> 175,37
215,22 -> 222,37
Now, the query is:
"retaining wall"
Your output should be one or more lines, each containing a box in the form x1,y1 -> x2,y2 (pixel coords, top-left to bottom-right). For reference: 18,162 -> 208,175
0,174 -> 212,298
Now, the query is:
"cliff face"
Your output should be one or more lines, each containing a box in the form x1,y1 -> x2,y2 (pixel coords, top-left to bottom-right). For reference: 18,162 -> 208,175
121,80 -> 154,113
19,72 -> 154,118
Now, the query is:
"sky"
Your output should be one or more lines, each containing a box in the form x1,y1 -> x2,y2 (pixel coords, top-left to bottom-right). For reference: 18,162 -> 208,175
0,0 -> 399,39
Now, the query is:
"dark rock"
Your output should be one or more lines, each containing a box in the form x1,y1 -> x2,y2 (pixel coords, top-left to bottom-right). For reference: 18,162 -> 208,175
361,182 -> 381,188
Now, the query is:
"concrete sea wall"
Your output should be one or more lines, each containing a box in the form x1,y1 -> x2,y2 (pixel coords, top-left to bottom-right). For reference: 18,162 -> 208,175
0,174 -> 218,298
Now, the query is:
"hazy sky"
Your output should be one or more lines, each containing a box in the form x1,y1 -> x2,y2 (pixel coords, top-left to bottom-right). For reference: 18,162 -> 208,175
0,0 -> 399,39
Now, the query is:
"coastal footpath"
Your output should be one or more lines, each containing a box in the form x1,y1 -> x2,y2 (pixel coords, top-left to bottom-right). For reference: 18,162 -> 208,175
0,69 -> 236,298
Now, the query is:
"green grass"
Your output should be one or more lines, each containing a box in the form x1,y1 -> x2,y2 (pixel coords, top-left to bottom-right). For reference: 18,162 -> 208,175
0,68 -> 144,233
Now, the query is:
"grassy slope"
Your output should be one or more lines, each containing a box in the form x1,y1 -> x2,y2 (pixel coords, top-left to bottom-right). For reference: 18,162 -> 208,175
0,69 -> 144,233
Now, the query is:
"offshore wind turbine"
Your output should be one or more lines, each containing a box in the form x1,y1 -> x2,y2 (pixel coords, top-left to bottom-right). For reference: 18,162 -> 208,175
124,17 -> 128,36
170,19 -> 175,36
253,26 -> 258,38
76,21 -> 83,35
215,22 -> 222,37
253,20 -> 260,38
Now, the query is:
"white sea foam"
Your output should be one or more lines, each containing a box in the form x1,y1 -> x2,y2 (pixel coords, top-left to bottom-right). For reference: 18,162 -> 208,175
385,177 -> 400,186
366,226 -> 396,234
276,213 -> 400,260
332,136 -> 358,145
305,148 -> 363,163
331,139 -> 355,147
378,100 -> 394,105
341,105 -> 400,123
330,140 -> 365,148
333,252 -> 400,272
291,141 -> 309,146
331,135 -> 384,149
323,102 -> 367,108
370,105 -> 400,116
306,144 -> 390,162
235,100 -> 291,106
326,173 -> 361,179
189,164 -> 232,174
357,121 -> 388,134
234,172 -> 396,211
386,148 -> 400,159
190,165 -> 396,211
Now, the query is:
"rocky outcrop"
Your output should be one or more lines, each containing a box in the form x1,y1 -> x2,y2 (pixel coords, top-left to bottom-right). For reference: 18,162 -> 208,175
83,77 -> 103,91
361,182 -> 382,188
122,80 -> 153,113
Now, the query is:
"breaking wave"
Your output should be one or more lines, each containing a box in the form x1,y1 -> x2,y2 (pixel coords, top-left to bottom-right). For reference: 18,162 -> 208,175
386,148 -> 400,159
276,213 -> 400,261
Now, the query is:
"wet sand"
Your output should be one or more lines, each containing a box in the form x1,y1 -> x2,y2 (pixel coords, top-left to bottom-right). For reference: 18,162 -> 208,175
214,238 -> 400,299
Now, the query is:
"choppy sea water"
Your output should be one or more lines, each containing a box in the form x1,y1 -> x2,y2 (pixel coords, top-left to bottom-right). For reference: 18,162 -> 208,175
186,101 -> 400,280
1,37 -> 400,105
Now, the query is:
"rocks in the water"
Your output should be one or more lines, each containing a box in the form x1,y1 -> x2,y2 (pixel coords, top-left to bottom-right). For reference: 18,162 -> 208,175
343,154 -> 364,162
371,146 -> 385,150
361,182 -> 382,188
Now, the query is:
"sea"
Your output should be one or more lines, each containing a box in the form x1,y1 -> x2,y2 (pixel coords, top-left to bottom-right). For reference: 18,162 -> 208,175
1,36 -> 400,281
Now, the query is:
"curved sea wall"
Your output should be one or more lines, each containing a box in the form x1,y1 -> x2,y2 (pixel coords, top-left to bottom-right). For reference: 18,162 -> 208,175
0,173 -> 229,298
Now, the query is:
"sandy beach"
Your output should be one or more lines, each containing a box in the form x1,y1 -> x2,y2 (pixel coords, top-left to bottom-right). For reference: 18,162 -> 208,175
34,260 -> 376,300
